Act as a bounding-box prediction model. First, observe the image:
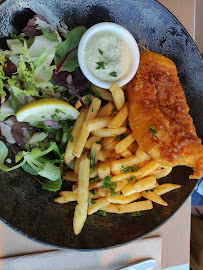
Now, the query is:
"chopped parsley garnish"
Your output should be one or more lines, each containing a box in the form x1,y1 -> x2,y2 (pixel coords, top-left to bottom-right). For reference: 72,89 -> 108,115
51,113 -> 61,122
94,91 -> 100,98
149,124 -> 158,139
55,108 -> 65,114
84,94 -> 91,105
117,190 -> 121,196
96,141 -> 101,144
82,149 -> 90,156
92,107 -> 94,112
118,208 -> 121,212
51,109 -> 65,122
88,198 -> 96,207
90,149 -> 96,171
109,71 -> 117,77
90,190 -> 95,195
68,160 -> 75,167
120,133 -> 128,140
103,175 -> 117,197
131,211 -> 141,216
96,61 -> 105,70
121,165 -> 138,174
114,133 -> 128,141
89,177 -> 100,184
88,218 -> 94,225
98,49 -> 104,55
103,175 -> 112,187
41,115 -> 45,118
96,210 -> 106,216
127,176 -> 136,183
60,120 -> 74,142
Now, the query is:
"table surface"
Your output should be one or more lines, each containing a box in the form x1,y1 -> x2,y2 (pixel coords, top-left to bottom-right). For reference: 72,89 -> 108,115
0,1 -> 196,269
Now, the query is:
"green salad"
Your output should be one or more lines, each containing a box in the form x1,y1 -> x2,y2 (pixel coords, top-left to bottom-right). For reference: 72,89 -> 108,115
0,13 -> 95,191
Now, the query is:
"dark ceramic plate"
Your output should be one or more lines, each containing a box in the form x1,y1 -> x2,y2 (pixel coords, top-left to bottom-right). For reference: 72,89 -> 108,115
0,0 -> 202,250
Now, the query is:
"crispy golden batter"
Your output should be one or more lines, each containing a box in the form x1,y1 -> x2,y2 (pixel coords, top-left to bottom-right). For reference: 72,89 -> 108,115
127,51 -> 203,179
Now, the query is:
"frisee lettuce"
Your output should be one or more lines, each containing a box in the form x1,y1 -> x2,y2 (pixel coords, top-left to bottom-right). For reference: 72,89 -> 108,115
0,65 -> 6,103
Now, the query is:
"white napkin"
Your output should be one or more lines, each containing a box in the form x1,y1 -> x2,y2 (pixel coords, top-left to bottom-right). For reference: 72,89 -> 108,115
0,236 -> 162,270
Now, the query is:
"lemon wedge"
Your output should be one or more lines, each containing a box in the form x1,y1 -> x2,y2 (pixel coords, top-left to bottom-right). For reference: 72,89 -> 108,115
16,98 -> 80,122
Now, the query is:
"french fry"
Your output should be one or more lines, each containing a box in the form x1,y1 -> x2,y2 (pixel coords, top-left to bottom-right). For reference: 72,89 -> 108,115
107,103 -> 128,128
89,179 -> 104,190
110,155 -> 140,172
111,161 -> 159,183
85,97 -> 102,121
72,123 -> 90,158
120,148 -> 133,157
60,191 -> 100,202
63,171 -> 78,182
60,191 -> 77,202
86,117 -> 111,132
106,192 -> 141,204
64,108 -> 87,164
54,196 -> 68,204
135,147 -> 151,162
133,175 -> 156,192
155,167 -> 172,179
102,137 -> 115,146
121,180 -> 158,197
73,98 -> 101,158
92,127 -> 127,137
75,95 -> 94,110
97,102 -> 115,117
135,160 -> 160,178
103,140 -> 117,151
154,183 -> 181,196
98,162 -> 111,179
148,180 -> 159,190
112,169 -> 123,175
121,118 -> 128,127
128,142 -> 138,154
110,153 -> 121,161
90,162 -> 101,178
96,188 -> 109,197
73,157 -> 90,235
101,200 -> 153,214
97,150 -> 107,162
88,198 -> 110,215
91,84 -> 113,101
74,156 -> 83,174
91,143 -> 102,164
141,191 -> 168,206
109,83 -> 125,110
122,182 -> 138,196
114,133 -> 136,154
115,180 -> 129,192
85,136 -> 102,149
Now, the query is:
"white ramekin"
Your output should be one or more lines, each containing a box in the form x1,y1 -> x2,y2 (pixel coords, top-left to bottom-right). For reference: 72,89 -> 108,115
78,22 -> 140,89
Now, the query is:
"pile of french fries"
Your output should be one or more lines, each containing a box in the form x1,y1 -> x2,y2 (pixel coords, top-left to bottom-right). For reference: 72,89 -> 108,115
55,83 -> 181,235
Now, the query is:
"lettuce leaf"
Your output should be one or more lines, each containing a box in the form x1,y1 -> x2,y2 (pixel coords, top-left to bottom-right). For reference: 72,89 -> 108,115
0,66 -> 6,103
42,176 -> 62,191
7,41 -> 56,99
0,140 -> 62,190
54,26 -> 86,72
0,140 -> 26,171
22,14 -> 49,38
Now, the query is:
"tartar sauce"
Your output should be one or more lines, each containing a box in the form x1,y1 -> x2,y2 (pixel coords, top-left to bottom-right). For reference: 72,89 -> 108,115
84,31 -> 131,82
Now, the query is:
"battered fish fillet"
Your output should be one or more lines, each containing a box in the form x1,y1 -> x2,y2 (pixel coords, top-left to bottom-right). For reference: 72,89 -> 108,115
127,51 -> 203,179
